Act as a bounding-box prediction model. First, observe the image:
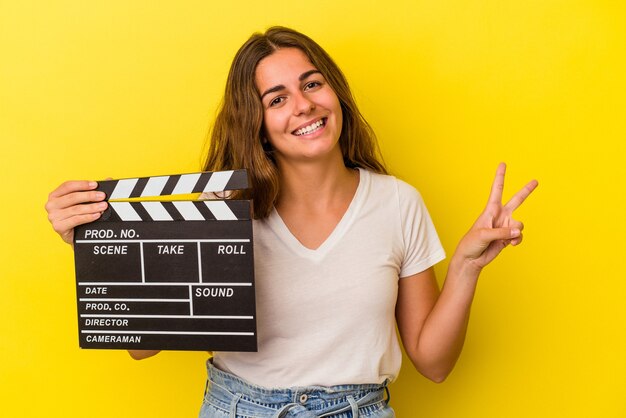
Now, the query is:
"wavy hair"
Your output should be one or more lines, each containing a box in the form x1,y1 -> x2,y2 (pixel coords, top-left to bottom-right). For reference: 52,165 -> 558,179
203,26 -> 387,219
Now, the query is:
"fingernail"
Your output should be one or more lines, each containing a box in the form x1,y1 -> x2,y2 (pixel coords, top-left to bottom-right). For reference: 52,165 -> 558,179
89,181 -> 97,188
96,192 -> 106,199
511,228 -> 521,237
97,202 -> 107,209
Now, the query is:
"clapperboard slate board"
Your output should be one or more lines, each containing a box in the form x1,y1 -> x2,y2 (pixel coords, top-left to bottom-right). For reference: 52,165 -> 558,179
73,169 -> 256,351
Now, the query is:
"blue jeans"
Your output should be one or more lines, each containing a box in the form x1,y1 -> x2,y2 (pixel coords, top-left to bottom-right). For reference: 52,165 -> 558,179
199,360 -> 395,418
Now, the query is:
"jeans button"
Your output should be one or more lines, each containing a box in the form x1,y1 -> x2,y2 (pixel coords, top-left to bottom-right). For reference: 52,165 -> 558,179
299,394 -> 308,403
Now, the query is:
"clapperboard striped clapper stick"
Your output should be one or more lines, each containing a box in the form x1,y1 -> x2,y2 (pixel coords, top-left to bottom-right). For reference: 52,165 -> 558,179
73,169 -> 257,352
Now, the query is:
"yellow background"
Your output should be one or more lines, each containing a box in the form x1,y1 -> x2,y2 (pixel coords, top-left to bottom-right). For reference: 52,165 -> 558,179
1,1 -> 624,417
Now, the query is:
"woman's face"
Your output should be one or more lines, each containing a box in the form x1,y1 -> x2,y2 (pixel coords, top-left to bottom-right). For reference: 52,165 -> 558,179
255,48 -> 343,166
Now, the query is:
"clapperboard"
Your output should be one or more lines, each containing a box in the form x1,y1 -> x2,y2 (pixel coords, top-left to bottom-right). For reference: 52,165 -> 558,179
73,170 -> 256,351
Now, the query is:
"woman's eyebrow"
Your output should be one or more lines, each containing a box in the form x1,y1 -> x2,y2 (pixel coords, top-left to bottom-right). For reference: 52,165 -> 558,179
260,70 -> 322,100
260,85 -> 284,101
299,69 -> 321,81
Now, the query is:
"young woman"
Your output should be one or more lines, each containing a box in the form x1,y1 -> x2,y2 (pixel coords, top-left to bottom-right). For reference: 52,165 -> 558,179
45,27 -> 537,417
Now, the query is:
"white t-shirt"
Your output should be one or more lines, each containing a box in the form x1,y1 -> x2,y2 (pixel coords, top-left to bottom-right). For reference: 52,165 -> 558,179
213,168 -> 445,388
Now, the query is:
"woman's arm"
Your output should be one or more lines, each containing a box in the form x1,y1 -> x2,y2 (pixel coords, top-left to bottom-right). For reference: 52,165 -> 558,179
396,163 -> 538,382
396,266 -> 470,383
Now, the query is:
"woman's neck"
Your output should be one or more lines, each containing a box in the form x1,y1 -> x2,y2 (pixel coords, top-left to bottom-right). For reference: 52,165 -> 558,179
275,153 -> 358,212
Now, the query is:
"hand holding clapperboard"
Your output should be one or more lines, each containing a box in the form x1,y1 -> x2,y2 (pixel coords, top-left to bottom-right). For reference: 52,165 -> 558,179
73,169 -> 257,351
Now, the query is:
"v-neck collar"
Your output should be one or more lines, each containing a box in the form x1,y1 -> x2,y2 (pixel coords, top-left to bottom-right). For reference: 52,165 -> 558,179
267,168 -> 367,261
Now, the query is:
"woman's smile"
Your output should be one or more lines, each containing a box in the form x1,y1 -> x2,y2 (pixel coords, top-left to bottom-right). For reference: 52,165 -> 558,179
292,117 -> 327,137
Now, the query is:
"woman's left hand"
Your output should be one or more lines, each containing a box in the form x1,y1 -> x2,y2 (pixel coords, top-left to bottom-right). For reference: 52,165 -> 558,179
452,163 -> 538,276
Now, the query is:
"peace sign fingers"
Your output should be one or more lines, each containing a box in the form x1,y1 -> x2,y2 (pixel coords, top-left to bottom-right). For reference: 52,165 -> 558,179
453,163 -> 537,273
487,162 -> 507,205
504,179 -> 539,213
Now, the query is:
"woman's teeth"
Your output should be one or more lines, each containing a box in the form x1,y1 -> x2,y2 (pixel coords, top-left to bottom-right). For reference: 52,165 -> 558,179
293,119 -> 325,136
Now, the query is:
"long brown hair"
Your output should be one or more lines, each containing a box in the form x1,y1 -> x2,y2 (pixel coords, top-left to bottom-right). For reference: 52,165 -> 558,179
203,26 -> 387,219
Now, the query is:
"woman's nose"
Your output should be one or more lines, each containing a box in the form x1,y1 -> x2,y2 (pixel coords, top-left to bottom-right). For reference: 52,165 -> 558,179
293,92 -> 315,115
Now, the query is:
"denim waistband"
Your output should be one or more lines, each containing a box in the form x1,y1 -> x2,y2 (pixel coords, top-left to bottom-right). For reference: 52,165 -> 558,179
203,360 -> 390,418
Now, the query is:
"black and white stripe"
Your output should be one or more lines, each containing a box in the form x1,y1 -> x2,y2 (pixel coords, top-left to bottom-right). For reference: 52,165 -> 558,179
97,170 -> 248,200
103,200 -> 250,222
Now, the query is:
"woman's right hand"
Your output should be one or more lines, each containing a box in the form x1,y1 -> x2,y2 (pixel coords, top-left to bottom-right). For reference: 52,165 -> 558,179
45,181 -> 108,246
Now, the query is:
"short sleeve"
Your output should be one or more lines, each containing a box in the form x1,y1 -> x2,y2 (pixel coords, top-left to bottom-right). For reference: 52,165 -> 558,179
396,179 -> 446,278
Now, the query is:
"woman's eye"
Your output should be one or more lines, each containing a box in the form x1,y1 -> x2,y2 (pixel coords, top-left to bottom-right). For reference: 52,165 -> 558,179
304,81 -> 321,91
269,96 -> 285,107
